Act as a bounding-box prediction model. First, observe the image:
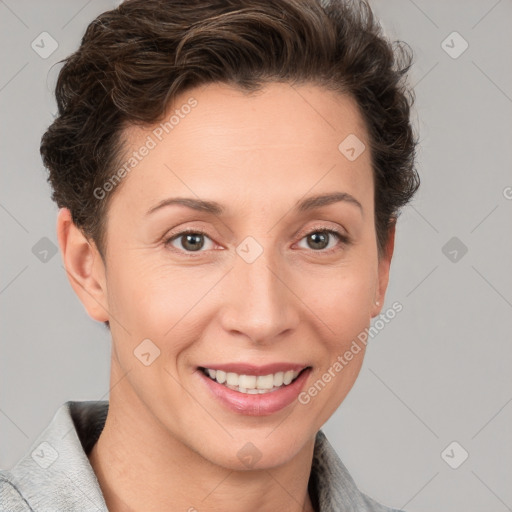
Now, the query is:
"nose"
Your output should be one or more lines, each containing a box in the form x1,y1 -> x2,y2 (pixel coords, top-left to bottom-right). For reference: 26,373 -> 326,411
218,246 -> 300,345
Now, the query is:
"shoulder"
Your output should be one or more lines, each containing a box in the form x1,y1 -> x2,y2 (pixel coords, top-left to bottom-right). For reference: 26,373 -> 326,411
0,401 -> 109,512
0,473 -> 32,511
312,430 -> 407,512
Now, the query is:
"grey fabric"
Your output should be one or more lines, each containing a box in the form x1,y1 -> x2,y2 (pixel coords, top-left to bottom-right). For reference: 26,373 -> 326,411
1,401 -> 405,511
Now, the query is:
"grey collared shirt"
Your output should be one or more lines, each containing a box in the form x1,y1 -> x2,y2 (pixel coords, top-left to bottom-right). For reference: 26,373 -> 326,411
1,401 -> 405,511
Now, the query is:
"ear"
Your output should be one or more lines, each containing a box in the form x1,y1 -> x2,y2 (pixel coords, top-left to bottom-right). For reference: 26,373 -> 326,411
56,208 -> 109,323
371,220 -> 396,318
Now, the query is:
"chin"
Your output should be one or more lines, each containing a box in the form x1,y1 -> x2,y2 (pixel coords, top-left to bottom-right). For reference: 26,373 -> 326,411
191,424 -> 315,472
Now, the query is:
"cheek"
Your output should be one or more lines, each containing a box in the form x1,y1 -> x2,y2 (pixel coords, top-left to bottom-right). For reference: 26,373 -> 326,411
106,256 -> 189,329
300,269 -> 374,422
106,232 -> 377,348
105,257 -> 219,366
306,261 -> 376,340
104,261 -> 194,396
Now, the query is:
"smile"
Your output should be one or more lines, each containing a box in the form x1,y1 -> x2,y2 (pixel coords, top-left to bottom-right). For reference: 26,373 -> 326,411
200,367 -> 306,394
197,364 -> 312,416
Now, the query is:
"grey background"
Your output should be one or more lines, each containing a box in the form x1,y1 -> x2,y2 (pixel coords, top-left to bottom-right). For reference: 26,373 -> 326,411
1,1 -> 511,510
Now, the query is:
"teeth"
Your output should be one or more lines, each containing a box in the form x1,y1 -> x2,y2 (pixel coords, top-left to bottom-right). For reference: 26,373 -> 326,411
226,372 -> 238,386
283,370 -> 294,385
202,367 -> 302,394
273,371 -> 284,387
239,374 -> 257,388
256,374 -> 274,390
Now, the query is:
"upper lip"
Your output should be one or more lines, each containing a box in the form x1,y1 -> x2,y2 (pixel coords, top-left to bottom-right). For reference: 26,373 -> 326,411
198,362 -> 309,376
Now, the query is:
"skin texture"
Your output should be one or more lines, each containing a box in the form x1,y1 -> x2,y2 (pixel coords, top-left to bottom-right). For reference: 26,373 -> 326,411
57,82 -> 395,512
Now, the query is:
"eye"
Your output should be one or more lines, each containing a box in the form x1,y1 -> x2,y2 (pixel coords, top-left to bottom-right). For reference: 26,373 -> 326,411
164,229 -> 216,253
296,227 -> 349,253
164,226 -> 350,256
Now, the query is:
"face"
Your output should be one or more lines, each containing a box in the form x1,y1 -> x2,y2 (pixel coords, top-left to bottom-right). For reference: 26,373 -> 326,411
68,82 -> 393,470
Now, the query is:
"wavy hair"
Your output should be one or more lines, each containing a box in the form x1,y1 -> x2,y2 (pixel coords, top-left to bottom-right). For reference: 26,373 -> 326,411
41,0 -> 420,259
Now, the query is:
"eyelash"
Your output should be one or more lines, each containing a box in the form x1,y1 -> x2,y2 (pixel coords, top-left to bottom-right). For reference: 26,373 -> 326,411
163,226 -> 350,257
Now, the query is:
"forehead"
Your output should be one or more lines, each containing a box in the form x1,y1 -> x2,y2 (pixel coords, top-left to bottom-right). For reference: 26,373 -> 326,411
112,82 -> 373,215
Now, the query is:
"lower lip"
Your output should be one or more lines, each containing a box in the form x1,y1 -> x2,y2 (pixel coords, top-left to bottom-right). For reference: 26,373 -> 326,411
198,368 -> 311,416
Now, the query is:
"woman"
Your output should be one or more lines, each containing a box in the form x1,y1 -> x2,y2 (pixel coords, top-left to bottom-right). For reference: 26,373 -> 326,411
0,0 -> 419,510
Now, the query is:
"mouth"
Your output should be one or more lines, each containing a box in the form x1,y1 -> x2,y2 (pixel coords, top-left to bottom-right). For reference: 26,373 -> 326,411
199,366 -> 310,395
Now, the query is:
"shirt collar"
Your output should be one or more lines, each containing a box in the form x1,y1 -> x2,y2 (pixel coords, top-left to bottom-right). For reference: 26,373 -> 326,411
7,400 -> 391,512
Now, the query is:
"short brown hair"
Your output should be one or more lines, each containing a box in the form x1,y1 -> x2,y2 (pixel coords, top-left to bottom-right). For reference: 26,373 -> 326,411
41,0 -> 420,259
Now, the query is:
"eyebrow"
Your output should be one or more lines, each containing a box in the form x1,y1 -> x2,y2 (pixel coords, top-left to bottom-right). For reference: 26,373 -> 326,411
145,192 -> 363,217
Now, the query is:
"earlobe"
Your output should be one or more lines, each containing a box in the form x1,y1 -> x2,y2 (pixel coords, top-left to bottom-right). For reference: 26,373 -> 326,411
56,208 -> 109,323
